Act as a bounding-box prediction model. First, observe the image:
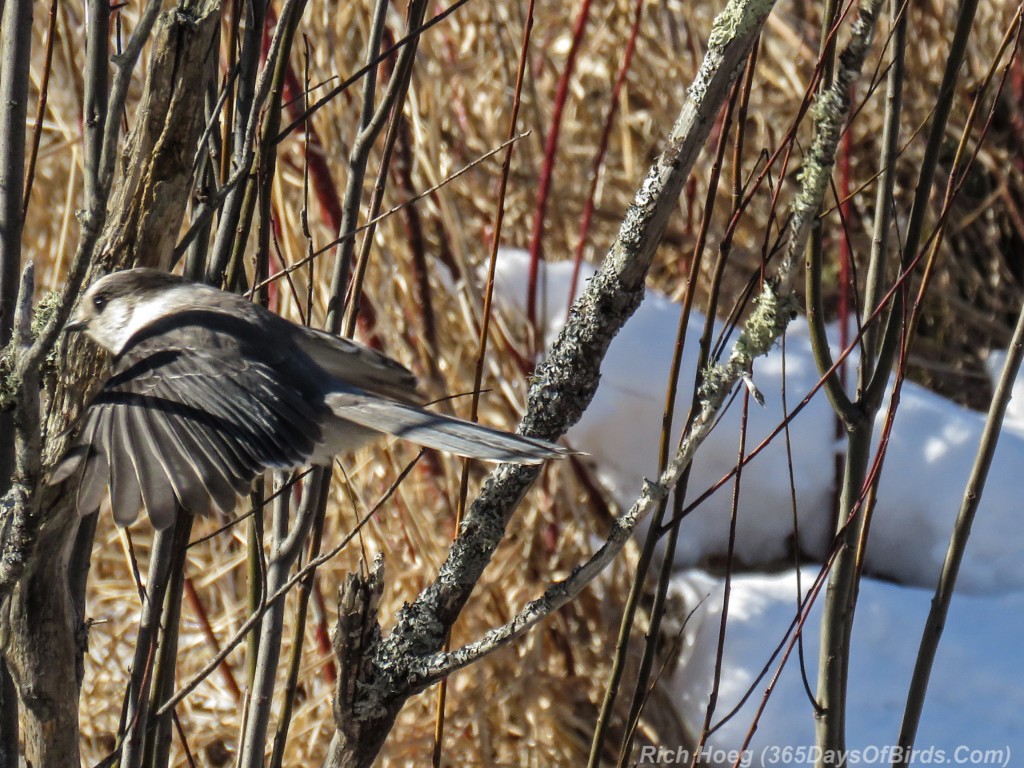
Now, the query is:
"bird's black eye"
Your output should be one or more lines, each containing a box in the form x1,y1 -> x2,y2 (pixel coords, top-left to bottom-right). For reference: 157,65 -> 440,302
92,294 -> 108,312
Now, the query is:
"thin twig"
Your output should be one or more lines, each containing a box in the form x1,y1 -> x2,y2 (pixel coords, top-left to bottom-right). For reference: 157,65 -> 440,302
206,0 -> 307,285
324,0 -> 391,334
525,0 -> 593,329
249,134 -> 530,293
343,1 -> 429,339
567,0 -> 645,315
21,0 -> 59,220
273,0 -> 472,145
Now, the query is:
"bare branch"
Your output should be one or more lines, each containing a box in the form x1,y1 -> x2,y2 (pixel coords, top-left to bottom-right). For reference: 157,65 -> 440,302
81,0 -> 108,211
325,0 -> 777,763
206,0 -> 310,285
0,0 -> 34,494
410,475 -> 666,687
96,0 -> 164,195
324,0 -> 390,332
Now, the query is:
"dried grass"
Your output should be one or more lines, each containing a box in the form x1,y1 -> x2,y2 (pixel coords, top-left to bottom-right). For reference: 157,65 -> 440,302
18,0 -> 1024,764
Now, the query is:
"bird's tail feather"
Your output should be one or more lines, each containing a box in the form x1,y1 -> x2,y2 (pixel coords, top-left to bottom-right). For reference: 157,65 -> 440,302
325,393 -> 570,464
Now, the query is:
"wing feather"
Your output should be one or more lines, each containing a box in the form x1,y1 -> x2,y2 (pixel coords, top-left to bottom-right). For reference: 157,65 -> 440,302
134,402 -> 212,517
325,393 -> 569,464
183,370 -> 304,468
54,411 -> 109,517
144,398 -> 252,513
124,403 -> 186,529
107,407 -> 144,526
294,326 -> 419,402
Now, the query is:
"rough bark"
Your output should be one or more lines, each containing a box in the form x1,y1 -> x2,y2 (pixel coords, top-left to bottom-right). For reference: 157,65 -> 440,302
101,2 -> 222,276
0,487 -> 81,768
0,4 -> 221,766
325,560 -> 385,768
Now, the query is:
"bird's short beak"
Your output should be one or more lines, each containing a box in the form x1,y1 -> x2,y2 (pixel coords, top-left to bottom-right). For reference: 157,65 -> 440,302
64,317 -> 87,334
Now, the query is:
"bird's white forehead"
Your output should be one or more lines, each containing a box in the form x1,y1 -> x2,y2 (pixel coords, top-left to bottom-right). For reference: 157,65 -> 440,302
90,283 -> 203,355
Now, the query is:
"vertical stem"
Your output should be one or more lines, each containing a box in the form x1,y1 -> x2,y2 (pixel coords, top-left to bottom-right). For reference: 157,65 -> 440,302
221,0 -> 242,184
21,0 -> 59,219
894,292 -> 1024,766
237,475 -> 327,768
0,0 -> 34,478
863,0 -> 982,407
68,512 -> 99,663
144,514 -> 195,768
848,0 -> 912,647
225,0 -> 307,291
342,1 -> 428,339
246,483 -> 267,688
0,4 -> 34,759
82,0 -> 109,212
237,479 -> 291,768
815,421 -> 871,763
119,529 -> 178,768
207,0 -> 302,284
268,503 -> 328,768
860,0 -> 907,388
232,0 -> 268,160
325,0 -> 389,332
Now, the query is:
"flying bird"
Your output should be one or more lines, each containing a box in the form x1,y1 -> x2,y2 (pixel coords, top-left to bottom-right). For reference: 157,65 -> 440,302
51,268 -> 569,529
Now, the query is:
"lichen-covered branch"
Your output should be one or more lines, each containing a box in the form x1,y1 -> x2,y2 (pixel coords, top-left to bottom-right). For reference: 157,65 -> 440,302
414,0 -> 884,746
325,0 -> 777,764
408,477 -> 666,687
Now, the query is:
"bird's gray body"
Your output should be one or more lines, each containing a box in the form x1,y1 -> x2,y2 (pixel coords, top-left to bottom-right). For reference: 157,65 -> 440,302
53,268 -> 567,529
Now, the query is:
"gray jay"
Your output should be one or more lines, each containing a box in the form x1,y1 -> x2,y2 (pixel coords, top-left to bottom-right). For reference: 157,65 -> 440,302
52,268 -> 568,529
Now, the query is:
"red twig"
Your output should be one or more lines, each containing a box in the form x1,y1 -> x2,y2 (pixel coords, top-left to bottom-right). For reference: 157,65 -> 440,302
567,0 -> 645,316
526,0 -> 595,330
183,578 -> 243,703
310,579 -> 337,683
22,0 -> 59,218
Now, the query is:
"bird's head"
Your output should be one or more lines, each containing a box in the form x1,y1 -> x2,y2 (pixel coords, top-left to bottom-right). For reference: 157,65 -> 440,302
66,268 -> 195,355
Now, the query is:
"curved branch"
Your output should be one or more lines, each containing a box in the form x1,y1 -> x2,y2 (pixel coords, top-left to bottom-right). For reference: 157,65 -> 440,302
410,473 -> 668,688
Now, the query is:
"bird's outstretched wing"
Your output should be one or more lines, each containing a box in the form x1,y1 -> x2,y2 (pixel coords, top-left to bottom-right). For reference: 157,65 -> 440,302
51,310 -> 330,529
